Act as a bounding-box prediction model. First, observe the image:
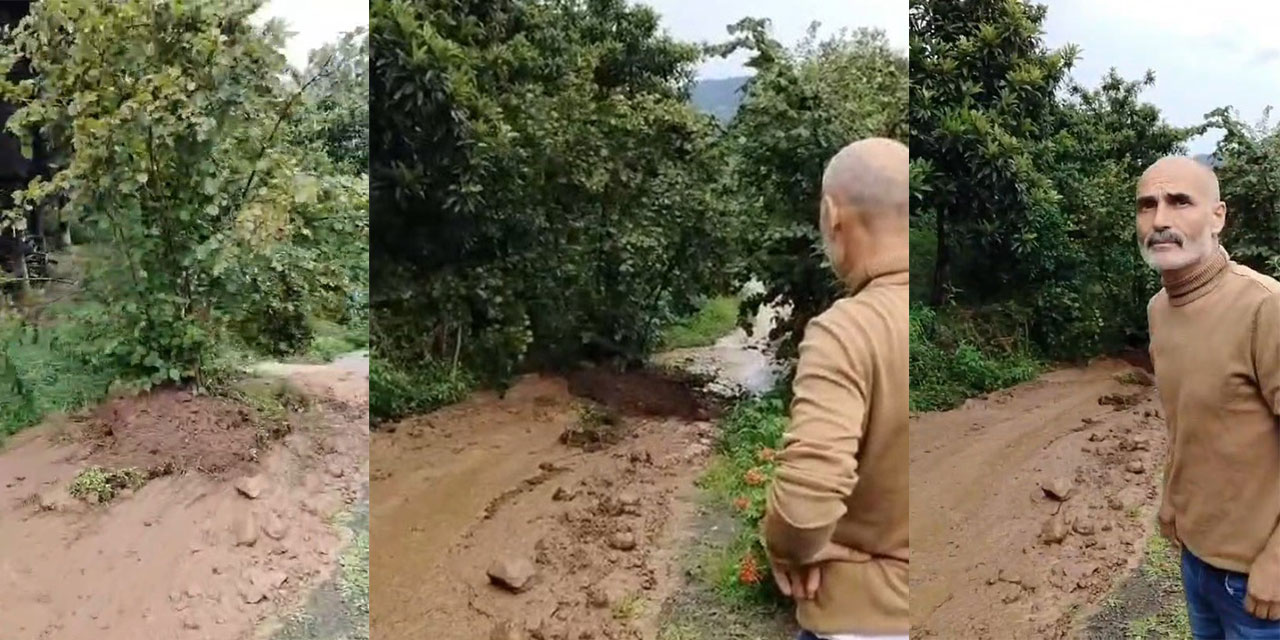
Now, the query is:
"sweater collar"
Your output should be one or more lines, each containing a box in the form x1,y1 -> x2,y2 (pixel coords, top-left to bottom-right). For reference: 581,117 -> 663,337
1163,246 -> 1230,307
846,249 -> 909,295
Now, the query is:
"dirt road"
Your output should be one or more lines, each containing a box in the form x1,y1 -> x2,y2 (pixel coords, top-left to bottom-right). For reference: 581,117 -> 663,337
0,353 -> 369,640
910,358 -> 1166,639
369,372 -> 720,639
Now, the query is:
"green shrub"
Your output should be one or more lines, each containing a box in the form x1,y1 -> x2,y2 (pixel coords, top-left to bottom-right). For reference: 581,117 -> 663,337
909,305 -> 1040,411
369,356 -> 472,423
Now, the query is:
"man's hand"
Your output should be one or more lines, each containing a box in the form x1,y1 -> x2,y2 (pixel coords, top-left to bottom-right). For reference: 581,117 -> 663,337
770,556 -> 821,600
1248,552 -> 1280,620
1157,503 -> 1178,547
768,542 -> 859,600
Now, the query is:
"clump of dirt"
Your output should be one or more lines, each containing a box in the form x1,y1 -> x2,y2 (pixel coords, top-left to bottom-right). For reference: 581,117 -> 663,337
560,403 -> 628,451
82,388 -> 279,476
566,365 -> 720,421
1098,391 -> 1144,410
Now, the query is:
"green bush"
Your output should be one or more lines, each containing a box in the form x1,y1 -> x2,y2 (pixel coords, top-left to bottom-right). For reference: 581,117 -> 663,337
369,356 -> 473,424
909,305 -> 1040,412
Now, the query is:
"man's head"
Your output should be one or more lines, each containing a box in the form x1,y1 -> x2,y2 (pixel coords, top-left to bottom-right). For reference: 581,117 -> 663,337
820,137 -> 909,286
1135,156 -> 1226,272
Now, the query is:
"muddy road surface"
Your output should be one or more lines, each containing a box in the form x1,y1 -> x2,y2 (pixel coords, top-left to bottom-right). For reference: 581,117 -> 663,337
369,372 -> 721,639
910,359 -> 1166,639
0,353 -> 369,640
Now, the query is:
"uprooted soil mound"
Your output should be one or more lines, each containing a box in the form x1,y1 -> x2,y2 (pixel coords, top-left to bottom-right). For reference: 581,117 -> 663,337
82,389 -> 275,476
566,366 -> 721,421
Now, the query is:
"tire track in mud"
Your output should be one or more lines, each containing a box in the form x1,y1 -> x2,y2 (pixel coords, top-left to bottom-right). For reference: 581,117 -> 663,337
911,359 -> 1167,639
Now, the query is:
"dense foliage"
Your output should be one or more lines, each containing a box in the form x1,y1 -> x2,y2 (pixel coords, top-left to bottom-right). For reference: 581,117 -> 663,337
725,22 -> 908,364
370,0 -> 737,389
0,0 -> 367,418
909,0 -> 1201,408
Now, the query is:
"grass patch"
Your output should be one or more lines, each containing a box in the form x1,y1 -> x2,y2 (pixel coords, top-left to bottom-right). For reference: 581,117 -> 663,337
340,529 -> 370,616
68,466 -> 148,503
1126,535 -> 1189,639
692,392 -> 790,606
909,304 -> 1041,411
305,318 -> 367,363
0,308 -> 122,440
660,296 -> 740,350
369,355 -> 473,423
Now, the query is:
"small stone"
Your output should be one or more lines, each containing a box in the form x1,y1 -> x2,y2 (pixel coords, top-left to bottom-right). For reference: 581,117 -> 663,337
185,585 -> 202,598
998,568 -> 1022,584
608,532 -> 637,551
1041,477 -> 1075,501
326,461 -> 346,478
490,621 -> 523,640
239,583 -> 266,604
182,617 -> 200,630
617,491 -> 640,507
1126,460 -> 1146,474
552,487 -> 576,502
1040,514 -> 1070,544
1072,518 -> 1096,536
1002,590 -> 1022,604
233,512 -> 259,547
487,557 -> 537,592
261,512 -> 289,541
234,475 -> 268,499
265,571 -> 288,589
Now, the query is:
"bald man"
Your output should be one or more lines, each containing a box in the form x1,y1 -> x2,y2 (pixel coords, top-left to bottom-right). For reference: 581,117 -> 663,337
762,138 -> 909,640
1141,156 -> 1280,639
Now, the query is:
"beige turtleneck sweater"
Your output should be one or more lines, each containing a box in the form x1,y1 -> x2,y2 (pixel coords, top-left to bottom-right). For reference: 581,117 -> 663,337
1149,246 -> 1280,573
762,250 -> 910,635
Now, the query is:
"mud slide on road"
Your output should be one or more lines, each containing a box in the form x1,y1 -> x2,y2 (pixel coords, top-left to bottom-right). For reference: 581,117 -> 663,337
370,371 -> 721,640
0,353 -> 369,640
911,359 -> 1167,639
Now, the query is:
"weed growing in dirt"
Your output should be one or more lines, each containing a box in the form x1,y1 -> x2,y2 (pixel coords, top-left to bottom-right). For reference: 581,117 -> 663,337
613,593 -> 647,621
909,305 -> 1041,411
68,466 -> 147,503
694,393 -> 790,605
1127,535 -> 1190,639
340,529 -> 370,615
660,296 -> 740,350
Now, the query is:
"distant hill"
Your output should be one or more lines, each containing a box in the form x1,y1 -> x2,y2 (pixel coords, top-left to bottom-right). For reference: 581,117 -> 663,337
690,76 -> 748,123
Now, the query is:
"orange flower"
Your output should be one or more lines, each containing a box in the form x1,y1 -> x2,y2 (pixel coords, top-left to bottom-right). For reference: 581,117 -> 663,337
738,554 -> 761,585
732,496 -> 750,511
757,447 -> 776,462
744,468 -> 766,487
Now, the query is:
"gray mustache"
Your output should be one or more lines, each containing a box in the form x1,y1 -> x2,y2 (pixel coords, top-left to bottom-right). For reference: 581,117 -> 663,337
1145,229 -> 1184,247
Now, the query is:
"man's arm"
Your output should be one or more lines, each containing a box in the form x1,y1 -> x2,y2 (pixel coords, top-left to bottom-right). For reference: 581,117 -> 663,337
761,311 -> 867,566
1255,292 -> 1280,553
1246,292 -> 1280,619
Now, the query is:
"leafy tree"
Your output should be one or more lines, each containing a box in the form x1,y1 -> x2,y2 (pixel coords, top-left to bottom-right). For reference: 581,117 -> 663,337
721,21 -> 907,363
1208,107 -> 1280,276
909,0 -> 1193,363
0,0 -> 366,385
293,28 -> 368,175
371,0 -> 735,384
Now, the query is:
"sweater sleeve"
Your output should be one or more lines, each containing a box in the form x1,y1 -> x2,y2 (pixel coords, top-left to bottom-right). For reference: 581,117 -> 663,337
762,309 -> 867,565
1254,291 -> 1280,416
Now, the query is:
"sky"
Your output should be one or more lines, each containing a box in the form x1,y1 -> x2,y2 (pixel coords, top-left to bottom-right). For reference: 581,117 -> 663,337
636,0 -> 907,79
252,0 -> 368,70
1042,0 -> 1280,154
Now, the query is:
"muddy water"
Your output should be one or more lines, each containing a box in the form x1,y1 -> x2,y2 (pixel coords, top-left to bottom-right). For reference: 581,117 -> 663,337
654,290 -> 786,397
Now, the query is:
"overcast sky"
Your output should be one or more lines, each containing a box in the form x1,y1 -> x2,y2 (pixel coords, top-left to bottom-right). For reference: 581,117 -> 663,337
635,0 -> 906,79
253,0 -> 368,70
1042,0 -> 1280,154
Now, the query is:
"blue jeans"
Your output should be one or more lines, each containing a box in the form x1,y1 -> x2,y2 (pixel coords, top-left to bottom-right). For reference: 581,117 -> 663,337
1183,547 -> 1280,639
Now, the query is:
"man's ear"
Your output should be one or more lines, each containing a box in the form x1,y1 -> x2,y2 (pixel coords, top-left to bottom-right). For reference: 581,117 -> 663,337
1213,200 -> 1227,236
821,194 -> 843,235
